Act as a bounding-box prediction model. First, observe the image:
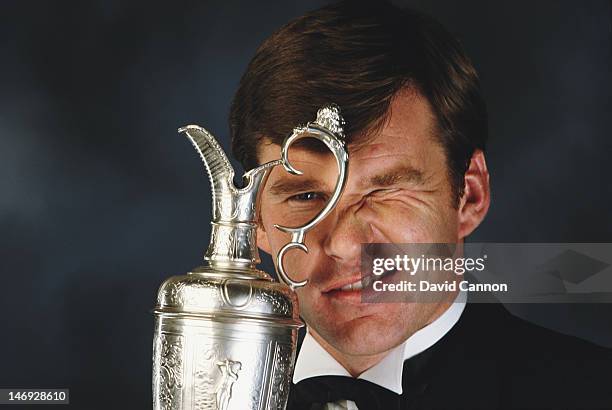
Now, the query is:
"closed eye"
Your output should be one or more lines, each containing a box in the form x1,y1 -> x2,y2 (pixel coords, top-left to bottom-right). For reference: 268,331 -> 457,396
368,188 -> 400,196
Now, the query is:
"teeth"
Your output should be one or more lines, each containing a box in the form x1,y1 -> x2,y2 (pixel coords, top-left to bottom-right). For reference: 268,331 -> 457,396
335,271 -> 395,291
339,276 -> 372,291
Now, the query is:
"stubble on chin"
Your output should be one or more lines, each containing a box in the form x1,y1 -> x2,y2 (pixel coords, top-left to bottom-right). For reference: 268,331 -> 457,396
305,300 -> 446,358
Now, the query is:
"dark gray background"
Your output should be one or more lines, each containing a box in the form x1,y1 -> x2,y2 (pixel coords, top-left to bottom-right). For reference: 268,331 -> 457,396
1,1 -> 611,409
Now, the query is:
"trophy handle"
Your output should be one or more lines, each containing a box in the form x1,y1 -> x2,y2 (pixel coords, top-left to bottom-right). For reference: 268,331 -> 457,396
273,106 -> 349,289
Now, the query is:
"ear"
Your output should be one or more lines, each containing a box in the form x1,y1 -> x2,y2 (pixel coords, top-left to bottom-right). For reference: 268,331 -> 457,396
458,149 -> 490,239
256,223 -> 272,255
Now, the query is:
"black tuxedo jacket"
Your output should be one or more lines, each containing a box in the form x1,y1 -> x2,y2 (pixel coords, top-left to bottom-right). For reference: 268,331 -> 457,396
287,303 -> 612,409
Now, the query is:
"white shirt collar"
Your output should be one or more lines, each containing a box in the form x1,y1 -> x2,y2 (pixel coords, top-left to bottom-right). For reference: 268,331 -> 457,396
293,289 -> 467,394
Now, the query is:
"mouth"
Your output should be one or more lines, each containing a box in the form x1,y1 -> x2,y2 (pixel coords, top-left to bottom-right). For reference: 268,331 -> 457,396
322,269 -> 397,294
322,274 -> 365,294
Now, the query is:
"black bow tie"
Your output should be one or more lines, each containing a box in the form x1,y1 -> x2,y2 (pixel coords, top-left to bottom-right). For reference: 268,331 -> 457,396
287,375 -> 401,410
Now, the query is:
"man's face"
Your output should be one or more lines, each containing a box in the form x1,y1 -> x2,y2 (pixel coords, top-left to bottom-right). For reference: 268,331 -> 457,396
256,91 -> 479,357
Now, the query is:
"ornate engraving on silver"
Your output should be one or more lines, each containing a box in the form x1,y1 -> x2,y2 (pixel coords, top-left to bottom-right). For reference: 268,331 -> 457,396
153,316 -> 297,410
215,359 -> 241,410
152,333 -> 184,410
274,104 -> 349,289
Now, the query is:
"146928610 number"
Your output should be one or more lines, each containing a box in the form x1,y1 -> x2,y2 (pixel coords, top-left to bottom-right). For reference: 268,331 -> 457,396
9,390 -> 67,401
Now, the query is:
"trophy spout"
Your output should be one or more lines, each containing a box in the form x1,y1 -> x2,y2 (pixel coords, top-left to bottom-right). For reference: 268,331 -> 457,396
179,125 -> 282,269
179,125 -> 236,221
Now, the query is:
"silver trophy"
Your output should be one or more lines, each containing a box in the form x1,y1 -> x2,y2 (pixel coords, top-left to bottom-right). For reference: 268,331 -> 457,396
152,106 -> 348,410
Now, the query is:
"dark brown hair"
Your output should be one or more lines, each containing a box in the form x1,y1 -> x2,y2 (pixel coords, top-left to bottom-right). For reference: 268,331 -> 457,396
229,0 -> 487,204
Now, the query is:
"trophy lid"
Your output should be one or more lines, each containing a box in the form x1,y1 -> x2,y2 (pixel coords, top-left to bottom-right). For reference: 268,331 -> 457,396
155,265 -> 300,326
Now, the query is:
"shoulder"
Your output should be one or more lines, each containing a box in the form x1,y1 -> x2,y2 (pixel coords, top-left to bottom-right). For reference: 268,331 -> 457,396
455,303 -> 612,408
456,302 -> 610,356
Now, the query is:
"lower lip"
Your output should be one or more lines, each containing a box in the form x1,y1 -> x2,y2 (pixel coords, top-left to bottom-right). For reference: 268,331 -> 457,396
323,288 -> 364,303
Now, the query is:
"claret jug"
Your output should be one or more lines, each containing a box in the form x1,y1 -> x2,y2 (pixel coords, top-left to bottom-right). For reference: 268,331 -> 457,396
152,106 -> 348,410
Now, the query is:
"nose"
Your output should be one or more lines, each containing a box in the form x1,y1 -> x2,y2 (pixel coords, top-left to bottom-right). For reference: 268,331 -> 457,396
322,206 -> 372,265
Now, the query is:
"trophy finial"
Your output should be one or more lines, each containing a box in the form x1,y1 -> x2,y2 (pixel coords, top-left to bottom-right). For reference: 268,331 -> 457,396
313,104 -> 346,139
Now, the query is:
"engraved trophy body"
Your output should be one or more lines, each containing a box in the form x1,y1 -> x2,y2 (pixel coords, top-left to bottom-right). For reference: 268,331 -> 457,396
152,106 -> 348,410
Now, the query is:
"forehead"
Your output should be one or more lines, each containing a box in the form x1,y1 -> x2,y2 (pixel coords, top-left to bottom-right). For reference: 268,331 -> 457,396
351,90 -> 437,161
258,91 -> 444,180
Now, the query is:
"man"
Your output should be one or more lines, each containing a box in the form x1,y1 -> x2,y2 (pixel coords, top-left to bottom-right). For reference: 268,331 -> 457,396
229,2 -> 611,409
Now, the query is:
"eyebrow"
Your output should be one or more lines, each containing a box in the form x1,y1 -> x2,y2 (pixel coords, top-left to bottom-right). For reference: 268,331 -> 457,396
361,164 -> 425,189
268,178 -> 325,196
267,164 -> 425,195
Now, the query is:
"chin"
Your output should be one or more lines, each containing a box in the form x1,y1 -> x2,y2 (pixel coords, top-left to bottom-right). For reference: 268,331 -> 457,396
308,301 -> 435,357
320,313 -> 407,357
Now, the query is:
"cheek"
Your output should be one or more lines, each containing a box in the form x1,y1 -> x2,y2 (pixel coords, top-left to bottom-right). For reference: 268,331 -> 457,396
360,197 -> 459,243
294,286 -> 321,320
